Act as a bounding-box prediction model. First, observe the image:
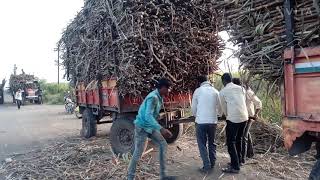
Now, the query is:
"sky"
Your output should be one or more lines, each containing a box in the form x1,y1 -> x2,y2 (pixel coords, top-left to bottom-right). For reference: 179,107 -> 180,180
0,0 -> 84,85
0,1 -> 239,86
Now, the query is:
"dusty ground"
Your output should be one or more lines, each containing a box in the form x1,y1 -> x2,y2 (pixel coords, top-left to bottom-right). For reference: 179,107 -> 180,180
0,103 -> 316,179
0,104 -> 81,160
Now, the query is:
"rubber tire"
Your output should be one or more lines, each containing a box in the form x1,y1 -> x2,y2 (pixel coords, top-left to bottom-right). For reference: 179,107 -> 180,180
165,124 -> 184,144
110,117 -> 149,155
81,108 -> 97,138
309,159 -> 320,180
110,117 -> 135,155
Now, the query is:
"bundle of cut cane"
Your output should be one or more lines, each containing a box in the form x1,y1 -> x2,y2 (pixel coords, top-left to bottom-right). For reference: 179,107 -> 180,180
59,0 -> 224,96
9,73 -> 37,93
214,0 -> 320,82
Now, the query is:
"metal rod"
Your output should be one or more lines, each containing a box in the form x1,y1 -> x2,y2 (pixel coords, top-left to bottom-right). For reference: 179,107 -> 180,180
284,0 -> 295,47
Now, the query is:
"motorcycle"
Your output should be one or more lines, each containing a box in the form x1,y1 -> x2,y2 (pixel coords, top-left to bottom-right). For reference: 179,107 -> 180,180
64,97 -> 75,114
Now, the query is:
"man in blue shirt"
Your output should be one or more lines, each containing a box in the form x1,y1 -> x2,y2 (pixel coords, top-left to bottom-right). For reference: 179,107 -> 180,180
127,78 -> 175,180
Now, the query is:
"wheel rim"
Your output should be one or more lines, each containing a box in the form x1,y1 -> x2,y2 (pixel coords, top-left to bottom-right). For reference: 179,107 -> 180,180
118,128 -> 134,150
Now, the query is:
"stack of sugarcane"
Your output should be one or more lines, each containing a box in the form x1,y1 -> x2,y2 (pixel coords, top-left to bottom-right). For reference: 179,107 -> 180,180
60,0 -> 224,96
214,0 -> 320,82
0,78 -> 5,90
9,73 -> 37,93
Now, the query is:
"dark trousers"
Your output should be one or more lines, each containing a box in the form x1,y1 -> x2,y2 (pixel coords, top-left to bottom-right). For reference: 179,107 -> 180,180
241,120 -> 254,163
196,123 -> 217,169
226,120 -> 247,170
16,100 -> 22,109
316,142 -> 320,159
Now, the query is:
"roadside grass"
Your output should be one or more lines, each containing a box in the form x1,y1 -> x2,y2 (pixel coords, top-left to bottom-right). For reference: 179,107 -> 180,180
40,80 -> 72,105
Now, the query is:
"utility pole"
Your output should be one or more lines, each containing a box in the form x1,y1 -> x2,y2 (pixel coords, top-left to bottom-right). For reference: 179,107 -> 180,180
57,44 -> 60,85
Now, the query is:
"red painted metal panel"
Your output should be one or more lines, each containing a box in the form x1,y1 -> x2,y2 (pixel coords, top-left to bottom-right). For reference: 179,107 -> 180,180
284,46 -> 320,59
283,46 -> 320,150
108,89 -> 119,108
295,75 -> 320,122
87,90 -> 94,105
76,79 -> 191,112
81,90 -> 86,104
284,63 -> 296,115
283,118 -> 320,149
101,88 -> 109,106
93,89 -> 100,105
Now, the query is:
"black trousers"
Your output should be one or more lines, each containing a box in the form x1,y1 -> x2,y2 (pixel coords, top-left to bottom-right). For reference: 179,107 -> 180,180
16,100 -> 22,109
226,120 -> 247,170
196,123 -> 217,169
316,142 -> 320,159
241,119 -> 254,163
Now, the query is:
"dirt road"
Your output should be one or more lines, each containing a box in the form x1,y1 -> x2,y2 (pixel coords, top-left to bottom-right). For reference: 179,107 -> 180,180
0,104 -> 313,179
0,104 -> 82,160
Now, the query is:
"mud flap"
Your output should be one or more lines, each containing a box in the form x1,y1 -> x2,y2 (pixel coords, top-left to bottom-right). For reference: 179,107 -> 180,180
288,132 -> 313,156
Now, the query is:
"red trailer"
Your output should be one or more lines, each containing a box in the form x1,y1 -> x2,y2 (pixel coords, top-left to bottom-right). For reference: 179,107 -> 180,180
76,79 -> 192,154
282,46 -> 320,177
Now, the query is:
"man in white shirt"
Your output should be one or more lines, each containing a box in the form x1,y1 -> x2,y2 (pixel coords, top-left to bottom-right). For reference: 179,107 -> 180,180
232,78 -> 262,162
219,73 -> 248,173
15,89 -> 23,109
191,76 -> 222,173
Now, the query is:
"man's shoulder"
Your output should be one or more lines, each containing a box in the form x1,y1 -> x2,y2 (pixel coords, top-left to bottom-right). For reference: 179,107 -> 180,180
146,90 -> 159,101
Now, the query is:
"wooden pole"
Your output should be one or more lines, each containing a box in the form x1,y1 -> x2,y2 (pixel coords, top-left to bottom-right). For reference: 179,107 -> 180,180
57,45 -> 60,85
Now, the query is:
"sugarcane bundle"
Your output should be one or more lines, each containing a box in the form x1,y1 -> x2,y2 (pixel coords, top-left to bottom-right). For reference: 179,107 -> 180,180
59,0 -> 224,96
9,73 -> 37,93
214,0 -> 320,82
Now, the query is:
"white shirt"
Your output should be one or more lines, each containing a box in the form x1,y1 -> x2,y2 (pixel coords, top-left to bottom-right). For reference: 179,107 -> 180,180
246,88 -> 262,117
15,91 -> 22,101
220,83 -> 248,123
191,81 -> 222,124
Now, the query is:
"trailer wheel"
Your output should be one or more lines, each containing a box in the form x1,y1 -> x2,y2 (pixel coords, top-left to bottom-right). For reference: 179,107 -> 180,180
110,117 -> 148,155
165,124 -> 183,144
309,159 -> 320,180
81,108 -> 97,138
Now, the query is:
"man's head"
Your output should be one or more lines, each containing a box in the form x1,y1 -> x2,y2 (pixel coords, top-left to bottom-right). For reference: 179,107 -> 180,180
18,89 -> 21,92
197,75 -> 208,86
221,73 -> 232,86
232,78 -> 241,86
156,78 -> 171,96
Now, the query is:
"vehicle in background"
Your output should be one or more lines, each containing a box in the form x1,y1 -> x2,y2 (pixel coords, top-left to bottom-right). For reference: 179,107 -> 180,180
64,97 -> 75,114
0,79 -> 5,104
21,81 -> 43,105
282,46 -> 320,179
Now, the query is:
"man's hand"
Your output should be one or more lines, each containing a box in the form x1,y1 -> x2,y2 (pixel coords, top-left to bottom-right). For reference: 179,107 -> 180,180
160,128 -> 173,138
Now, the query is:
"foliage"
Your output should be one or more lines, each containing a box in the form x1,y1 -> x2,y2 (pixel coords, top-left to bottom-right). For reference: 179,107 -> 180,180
39,80 -> 72,105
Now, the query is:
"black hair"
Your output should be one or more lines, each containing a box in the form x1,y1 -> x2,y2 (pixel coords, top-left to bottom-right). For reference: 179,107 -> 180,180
232,78 -> 241,86
197,75 -> 208,84
156,78 -> 171,89
221,73 -> 232,84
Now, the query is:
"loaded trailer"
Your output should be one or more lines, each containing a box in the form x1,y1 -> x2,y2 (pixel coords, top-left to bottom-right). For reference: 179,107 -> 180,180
76,79 -> 193,155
